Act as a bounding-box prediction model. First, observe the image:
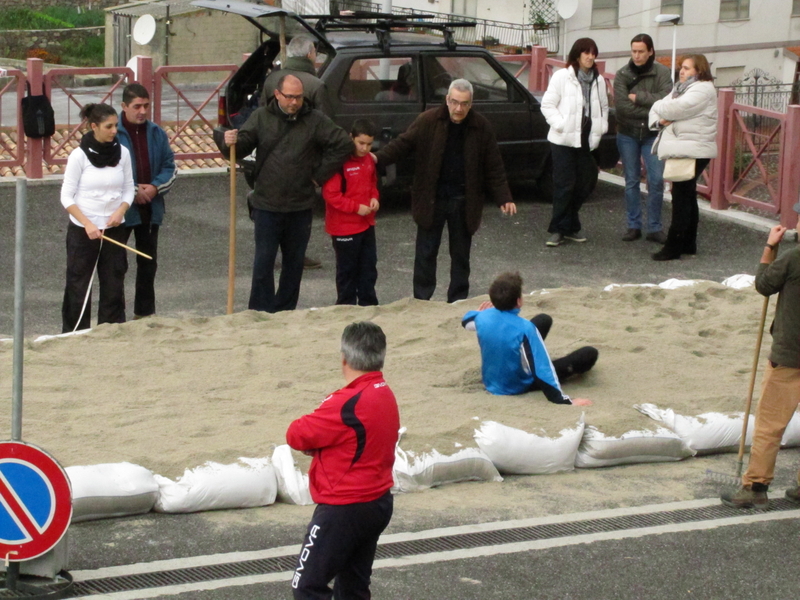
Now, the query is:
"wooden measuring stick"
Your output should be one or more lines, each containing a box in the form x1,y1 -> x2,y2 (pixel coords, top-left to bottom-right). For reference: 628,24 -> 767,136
101,234 -> 152,260
227,143 -> 237,315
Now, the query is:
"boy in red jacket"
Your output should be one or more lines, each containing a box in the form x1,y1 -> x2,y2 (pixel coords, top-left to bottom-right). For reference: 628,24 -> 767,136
287,321 -> 400,599
322,120 -> 380,305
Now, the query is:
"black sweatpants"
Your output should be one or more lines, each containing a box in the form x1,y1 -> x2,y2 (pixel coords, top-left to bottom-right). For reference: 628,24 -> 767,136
123,218 -> 159,318
62,223 -> 128,333
530,313 -> 598,385
331,226 -> 378,306
292,492 -> 393,600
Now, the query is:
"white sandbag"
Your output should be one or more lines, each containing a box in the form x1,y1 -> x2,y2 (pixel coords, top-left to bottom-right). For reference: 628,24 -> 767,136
154,457 -> 277,513
781,412 -> 800,447
575,426 -> 695,468
722,274 -> 755,290
474,418 -> 585,475
67,462 -> 159,522
603,283 -> 657,292
272,445 -> 313,506
635,403 -> 753,454
392,446 -> 502,492
658,278 -> 699,290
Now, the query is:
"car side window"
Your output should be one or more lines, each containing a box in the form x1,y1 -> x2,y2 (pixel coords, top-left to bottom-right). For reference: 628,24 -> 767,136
339,57 -> 418,103
423,55 -> 514,103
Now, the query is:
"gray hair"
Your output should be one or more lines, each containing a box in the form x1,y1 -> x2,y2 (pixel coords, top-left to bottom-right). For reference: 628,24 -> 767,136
287,35 -> 316,59
448,78 -> 473,97
341,322 -> 386,372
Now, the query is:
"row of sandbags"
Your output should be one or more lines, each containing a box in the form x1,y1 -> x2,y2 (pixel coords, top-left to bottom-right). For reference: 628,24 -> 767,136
67,441 -> 504,523
70,403 -> 797,522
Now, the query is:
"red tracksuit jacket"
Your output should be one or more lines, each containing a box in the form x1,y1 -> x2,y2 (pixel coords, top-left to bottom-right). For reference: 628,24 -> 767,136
322,153 -> 379,236
286,371 -> 400,505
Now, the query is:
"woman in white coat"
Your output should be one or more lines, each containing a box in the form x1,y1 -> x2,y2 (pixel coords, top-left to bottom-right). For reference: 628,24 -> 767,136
61,103 -> 134,332
541,38 -> 608,247
649,54 -> 718,261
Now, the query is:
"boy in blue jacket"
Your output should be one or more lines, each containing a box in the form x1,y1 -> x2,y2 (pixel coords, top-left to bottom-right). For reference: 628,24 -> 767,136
462,271 -> 597,405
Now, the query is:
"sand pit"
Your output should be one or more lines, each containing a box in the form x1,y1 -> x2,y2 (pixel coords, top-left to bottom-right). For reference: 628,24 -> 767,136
0,282 -> 771,479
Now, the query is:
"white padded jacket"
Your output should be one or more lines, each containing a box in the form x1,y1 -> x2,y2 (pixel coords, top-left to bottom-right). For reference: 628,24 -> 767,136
649,80 -> 718,159
540,66 -> 609,151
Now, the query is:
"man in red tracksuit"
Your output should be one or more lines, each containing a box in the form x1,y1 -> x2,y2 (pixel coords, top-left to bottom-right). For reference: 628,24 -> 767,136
287,321 -> 400,599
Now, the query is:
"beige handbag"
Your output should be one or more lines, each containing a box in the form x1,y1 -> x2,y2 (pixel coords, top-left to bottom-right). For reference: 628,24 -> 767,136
662,157 -> 696,182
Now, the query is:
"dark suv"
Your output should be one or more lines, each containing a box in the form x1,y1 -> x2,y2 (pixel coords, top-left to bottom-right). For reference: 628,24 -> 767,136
193,0 -> 618,196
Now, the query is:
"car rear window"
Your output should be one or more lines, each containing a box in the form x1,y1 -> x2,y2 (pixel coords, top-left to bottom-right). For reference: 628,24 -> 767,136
339,57 -> 418,103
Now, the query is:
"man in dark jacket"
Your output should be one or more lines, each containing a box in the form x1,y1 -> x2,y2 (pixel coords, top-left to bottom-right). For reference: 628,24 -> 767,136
261,35 -> 331,116
287,321 -> 399,600
614,34 -> 672,243
261,34 -> 330,270
722,225 -> 800,510
223,74 -> 352,313
375,79 -> 516,303
118,83 -> 176,319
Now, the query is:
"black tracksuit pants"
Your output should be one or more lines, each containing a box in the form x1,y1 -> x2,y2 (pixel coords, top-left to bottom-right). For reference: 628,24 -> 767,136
292,492 -> 393,600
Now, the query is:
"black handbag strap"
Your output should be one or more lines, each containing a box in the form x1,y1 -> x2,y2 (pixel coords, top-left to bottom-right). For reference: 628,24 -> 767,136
25,81 -> 47,97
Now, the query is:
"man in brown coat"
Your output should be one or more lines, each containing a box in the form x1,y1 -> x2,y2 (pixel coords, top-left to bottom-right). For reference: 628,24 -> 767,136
375,79 -> 516,303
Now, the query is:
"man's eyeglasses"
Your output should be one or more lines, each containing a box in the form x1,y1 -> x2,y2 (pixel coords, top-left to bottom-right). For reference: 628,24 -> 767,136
447,97 -> 472,109
277,89 -> 304,101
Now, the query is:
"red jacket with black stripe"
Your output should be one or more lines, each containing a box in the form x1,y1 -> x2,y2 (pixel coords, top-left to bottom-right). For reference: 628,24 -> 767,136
286,371 -> 400,505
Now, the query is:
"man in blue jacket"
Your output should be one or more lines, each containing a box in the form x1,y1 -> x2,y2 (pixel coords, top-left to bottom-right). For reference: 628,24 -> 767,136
462,271 -> 597,405
118,83 -> 176,319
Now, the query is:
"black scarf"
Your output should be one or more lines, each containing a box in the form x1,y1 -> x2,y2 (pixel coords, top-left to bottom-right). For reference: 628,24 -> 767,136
629,54 -> 655,76
80,131 -> 121,168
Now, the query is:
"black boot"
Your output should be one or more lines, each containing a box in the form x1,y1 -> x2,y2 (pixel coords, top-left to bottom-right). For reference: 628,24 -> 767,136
652,246 -> 681,261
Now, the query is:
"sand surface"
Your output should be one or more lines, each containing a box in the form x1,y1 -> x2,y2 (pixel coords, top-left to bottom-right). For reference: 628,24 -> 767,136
0,282 -> 771,480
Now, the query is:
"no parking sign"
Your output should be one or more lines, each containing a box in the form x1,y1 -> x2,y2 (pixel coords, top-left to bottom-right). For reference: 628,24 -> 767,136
0,441 -> 72,562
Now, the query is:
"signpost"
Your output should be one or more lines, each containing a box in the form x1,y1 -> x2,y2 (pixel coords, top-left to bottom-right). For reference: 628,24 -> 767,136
0,442 -> 72,563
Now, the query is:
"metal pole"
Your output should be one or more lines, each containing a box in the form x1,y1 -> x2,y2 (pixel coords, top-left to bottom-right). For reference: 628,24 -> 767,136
12,178 -> 25,442
671,24 -> 677,83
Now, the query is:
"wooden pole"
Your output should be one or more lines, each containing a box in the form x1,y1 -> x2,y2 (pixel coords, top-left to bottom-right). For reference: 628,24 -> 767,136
227,144 -> 237,315
279,15 -> 287,66
101,235 -> 152,259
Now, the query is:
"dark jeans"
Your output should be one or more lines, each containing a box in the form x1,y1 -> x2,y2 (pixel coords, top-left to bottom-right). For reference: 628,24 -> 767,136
332,227 -> 378,306
414,194 -> 471,303
123,221 -> 159,317
292,492 -> 393,600
549,143 -> 597,235
617,132 -> 664,233
250,208 -> 312,313
62,223 -> 128,333
530,313 -> 598,384
664,158 -> 710,256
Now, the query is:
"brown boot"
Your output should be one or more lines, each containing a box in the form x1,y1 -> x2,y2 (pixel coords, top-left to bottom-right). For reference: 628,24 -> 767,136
720,484 -> 769,511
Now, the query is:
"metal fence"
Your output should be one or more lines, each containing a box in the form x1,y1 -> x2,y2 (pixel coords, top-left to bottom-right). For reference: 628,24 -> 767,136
725,83 -> 800,113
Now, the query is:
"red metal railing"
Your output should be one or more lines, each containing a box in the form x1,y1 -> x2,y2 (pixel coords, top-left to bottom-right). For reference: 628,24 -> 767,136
44,66 -> 134,167
708,89 -> 800,228
152,64 -> 237,162
0,69 -> 26,172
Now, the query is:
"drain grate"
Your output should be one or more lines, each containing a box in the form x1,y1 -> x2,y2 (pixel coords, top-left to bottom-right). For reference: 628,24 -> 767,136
68,500 -> 799,597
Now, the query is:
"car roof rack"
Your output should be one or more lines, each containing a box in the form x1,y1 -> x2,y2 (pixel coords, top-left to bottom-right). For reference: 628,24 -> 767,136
301,13 -> 476,53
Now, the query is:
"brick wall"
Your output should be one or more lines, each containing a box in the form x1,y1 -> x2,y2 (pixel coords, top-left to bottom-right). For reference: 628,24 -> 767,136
0,27 -> 104,62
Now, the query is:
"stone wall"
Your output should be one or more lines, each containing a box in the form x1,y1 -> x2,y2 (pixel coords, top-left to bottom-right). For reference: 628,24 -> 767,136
0,27 -> 104,62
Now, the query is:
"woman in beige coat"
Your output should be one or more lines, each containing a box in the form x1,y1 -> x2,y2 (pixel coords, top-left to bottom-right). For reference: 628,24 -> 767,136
649,54 -> 718,261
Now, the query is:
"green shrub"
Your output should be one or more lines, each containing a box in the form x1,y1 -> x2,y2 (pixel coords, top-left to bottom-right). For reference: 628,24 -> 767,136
39,7 -> 105,28
59,35 -> 104,66
0,7 -> 104,30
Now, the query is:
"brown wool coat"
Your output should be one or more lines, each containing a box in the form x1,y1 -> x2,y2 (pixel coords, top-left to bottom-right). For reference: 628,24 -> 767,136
375,104 -> 512,235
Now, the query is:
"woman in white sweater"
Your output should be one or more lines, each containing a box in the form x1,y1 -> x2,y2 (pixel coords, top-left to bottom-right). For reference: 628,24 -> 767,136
540,37 -> 608,247
649,54 -> 718,261
61,103 -> 134,332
